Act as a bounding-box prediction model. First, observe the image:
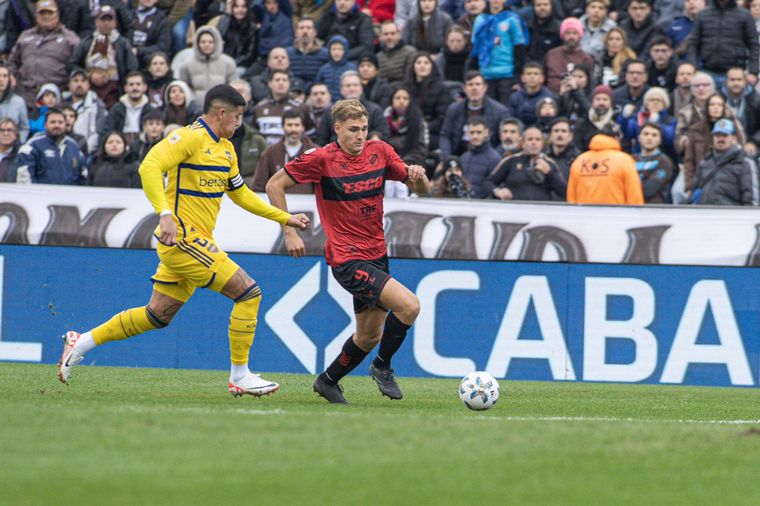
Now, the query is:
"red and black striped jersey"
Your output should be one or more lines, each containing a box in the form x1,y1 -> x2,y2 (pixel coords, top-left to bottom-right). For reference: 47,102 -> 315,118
285,140 -> 408,266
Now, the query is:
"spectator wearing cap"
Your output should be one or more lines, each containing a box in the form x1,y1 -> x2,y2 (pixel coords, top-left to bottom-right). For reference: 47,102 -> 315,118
575,84 -> 621,150
544,17 -> 595,94
692,118 -> 759,205
470,0 -> 526,106
429,156 -> 474,198
619,0 -> 658,56
359,54 -> 393,110
29,83 -> 61,137
101,71 -> 156,145
507,62 -> 556,128
317,0 -> 375,62
68,5 -> 139,109
0,63 -> 30,142
8,0 -> 80,109
286,17 -> 329,91
315,35 -> 357,101
568,131 -> 644,205
65,68 -> 107,155
131,0 -> 171,69
579,0 -> 617,63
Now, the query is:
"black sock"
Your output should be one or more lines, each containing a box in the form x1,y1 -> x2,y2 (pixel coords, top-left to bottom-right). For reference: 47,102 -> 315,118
373,312 -> 412,370
322,335 -> 368,385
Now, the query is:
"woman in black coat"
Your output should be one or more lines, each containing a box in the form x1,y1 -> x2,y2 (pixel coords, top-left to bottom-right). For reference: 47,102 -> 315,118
405,51 -> 452,152
384,84 -> 428,165
217,0 -> 259,73
89,131 -> 141,188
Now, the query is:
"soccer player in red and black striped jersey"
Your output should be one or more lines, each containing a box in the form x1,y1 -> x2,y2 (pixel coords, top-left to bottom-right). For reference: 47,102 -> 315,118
266,99 -> 430,404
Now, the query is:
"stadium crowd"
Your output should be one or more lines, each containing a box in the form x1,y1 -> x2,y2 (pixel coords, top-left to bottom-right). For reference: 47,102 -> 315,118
1,0 -> 759,205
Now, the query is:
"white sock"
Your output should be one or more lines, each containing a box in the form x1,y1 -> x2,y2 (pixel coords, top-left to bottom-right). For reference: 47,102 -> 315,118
73,332 -> 97,354
231,364 -> 249,382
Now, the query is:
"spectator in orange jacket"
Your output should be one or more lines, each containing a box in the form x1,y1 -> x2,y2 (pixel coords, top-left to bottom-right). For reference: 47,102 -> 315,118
567,133 -> 645,204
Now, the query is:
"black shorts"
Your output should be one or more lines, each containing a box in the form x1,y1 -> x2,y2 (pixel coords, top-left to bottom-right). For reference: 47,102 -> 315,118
331,256 -> 392,313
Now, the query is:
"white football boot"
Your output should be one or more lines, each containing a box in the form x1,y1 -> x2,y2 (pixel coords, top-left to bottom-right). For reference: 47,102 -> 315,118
228,372 -> 279,397
58,331 -> 84,384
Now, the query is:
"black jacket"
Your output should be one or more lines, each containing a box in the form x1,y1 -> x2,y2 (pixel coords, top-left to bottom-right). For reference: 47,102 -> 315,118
619,14 -> 658,55
482,152 -> 567,201
217,14 -> 258,68
688,0 -> 760,75
316,5 -> 374,61
695,144 -> 759,205
58,0 -> 94,40
647,58 -> 678,90
89,152 -> 141,188
439,96 -> 508,156
527,15 -> 562,63
363,77 -> 393,110
408,75 -> 453,151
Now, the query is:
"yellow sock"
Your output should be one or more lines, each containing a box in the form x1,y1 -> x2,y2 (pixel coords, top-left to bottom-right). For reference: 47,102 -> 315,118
91,306 -> 167,345
229,285 -> 262,365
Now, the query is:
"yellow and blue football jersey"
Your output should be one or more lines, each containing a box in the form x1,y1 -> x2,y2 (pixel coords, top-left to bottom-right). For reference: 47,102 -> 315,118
139,118 -> 290,241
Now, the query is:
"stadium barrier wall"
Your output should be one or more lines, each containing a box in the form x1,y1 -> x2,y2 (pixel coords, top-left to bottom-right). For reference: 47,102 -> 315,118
2,244 -> 758,387
3,183 -> 760,266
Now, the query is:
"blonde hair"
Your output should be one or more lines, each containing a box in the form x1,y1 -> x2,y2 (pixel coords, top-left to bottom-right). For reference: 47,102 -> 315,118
332,99 -> 368,124
605,28 -> 637,76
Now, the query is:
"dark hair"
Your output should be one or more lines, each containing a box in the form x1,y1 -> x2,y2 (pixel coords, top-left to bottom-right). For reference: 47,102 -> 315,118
639,122 -> 662,136
466,116 -> 488,128
629,0 -> 652,5
390,84 -> 424,161
522,61 -> 545,74
203,84 -> 246,113
45,107 -> 65,122
125,70 -> 147,84
649,35 -> 672,49
464,70 -> 484,83
550,116 -> 572,131
281,108 -> 304,123
414,0 -> 439,52
60,103 -> 76,117
623,58 -> 647,74
268,69 -> 290,82
141,109 -> 165,125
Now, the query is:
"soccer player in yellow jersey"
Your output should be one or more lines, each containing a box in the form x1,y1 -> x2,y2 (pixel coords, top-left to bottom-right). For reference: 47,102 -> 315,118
58,84 -> 310,397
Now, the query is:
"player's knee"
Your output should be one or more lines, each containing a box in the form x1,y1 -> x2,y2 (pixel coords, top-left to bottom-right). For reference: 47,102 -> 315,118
233,284 -> 262,317
146,303 -> 177,325
356,331 -> 382,348
398,295 -> 420,322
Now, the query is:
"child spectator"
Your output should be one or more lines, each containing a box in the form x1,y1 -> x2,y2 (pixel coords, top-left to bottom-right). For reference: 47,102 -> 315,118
315,35 -> 356,101
29,83 -> 61,137
129,109 -> 165,163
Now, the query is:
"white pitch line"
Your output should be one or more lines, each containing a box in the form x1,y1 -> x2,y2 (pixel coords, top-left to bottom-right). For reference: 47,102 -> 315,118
114,405 -> 760,425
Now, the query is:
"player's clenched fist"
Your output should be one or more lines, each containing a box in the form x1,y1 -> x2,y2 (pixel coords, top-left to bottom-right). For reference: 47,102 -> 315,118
287,213 -> 310,230
407,164 -> 426,182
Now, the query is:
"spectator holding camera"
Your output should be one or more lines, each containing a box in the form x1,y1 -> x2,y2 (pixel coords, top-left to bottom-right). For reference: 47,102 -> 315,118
430,155 -> 473,199
544,17 -> 595,94
482,126 -> 567,201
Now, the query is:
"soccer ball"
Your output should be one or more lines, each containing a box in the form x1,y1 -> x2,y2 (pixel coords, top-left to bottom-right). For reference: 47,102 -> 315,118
459,371 -> 500,410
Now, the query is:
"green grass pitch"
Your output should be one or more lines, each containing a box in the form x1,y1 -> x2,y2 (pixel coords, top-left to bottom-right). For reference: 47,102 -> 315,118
2,364 -> 760,505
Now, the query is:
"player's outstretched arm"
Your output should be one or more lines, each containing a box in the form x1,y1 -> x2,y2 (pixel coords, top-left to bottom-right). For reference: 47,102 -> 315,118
227,182 -> 310,230
405,164 -> 431,196
266,169 -> 308,258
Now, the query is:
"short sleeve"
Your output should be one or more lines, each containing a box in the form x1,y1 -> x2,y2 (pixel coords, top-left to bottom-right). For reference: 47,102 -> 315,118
284,147 -> 323,184
384,143 -> 409,182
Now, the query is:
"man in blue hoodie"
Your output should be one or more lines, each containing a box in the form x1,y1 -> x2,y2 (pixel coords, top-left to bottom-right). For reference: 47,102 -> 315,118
14,108 -> 85,184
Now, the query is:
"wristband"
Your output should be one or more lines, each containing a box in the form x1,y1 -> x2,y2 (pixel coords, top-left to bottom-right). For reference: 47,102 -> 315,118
159,210 -> 172,217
